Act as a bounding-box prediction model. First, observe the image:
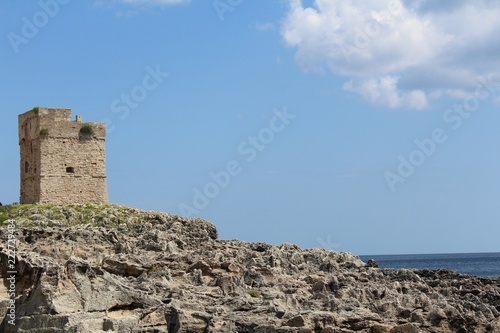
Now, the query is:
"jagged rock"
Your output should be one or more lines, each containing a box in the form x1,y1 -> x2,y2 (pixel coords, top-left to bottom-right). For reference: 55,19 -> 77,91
389,323 -> 419,333
0,204 -> 499,333
366,259 -> 379,268
371,324 -> 391,333
284,315 -> 305,327
427,307 -> 447,325
102,257 -> 145,277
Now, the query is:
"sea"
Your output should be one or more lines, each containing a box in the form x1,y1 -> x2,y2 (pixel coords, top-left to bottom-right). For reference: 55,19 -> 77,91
359,252 -> 500,278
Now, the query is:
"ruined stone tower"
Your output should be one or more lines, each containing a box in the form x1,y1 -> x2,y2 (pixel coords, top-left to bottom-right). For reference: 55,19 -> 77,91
18,107 -> 108,205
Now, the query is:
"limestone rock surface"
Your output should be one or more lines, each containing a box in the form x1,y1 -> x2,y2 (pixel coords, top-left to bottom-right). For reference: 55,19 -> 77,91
0,204 -> 499,333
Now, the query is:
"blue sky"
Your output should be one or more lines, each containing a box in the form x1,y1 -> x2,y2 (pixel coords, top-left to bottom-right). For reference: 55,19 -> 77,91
1,0 -> 500,255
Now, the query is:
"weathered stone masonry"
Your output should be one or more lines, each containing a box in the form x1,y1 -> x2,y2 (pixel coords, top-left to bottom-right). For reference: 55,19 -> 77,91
18,107 -> 108,205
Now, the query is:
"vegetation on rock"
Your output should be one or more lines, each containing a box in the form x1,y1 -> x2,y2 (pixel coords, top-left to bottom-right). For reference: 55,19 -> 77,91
79,124 -> 94,136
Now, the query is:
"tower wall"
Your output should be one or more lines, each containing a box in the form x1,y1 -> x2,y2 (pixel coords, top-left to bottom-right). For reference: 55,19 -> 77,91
19,107 -> 108,205
19,110 -> 44,203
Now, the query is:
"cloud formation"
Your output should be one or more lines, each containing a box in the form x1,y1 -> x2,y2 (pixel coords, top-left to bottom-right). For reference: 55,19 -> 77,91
281,0 -> 500,109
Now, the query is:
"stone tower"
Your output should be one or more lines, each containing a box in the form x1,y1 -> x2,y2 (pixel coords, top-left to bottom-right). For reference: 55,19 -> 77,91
18,107 -> 108,205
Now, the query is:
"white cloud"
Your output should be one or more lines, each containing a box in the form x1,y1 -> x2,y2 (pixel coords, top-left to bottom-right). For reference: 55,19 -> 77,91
343,76 -> 428,110
281,0 -> 500,109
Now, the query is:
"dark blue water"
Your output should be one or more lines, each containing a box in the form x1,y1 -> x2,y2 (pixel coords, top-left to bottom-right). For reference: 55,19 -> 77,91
359,252 -> 500,278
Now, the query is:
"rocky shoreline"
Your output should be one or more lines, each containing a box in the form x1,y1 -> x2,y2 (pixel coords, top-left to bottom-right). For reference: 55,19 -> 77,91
0,204 -> 499,332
